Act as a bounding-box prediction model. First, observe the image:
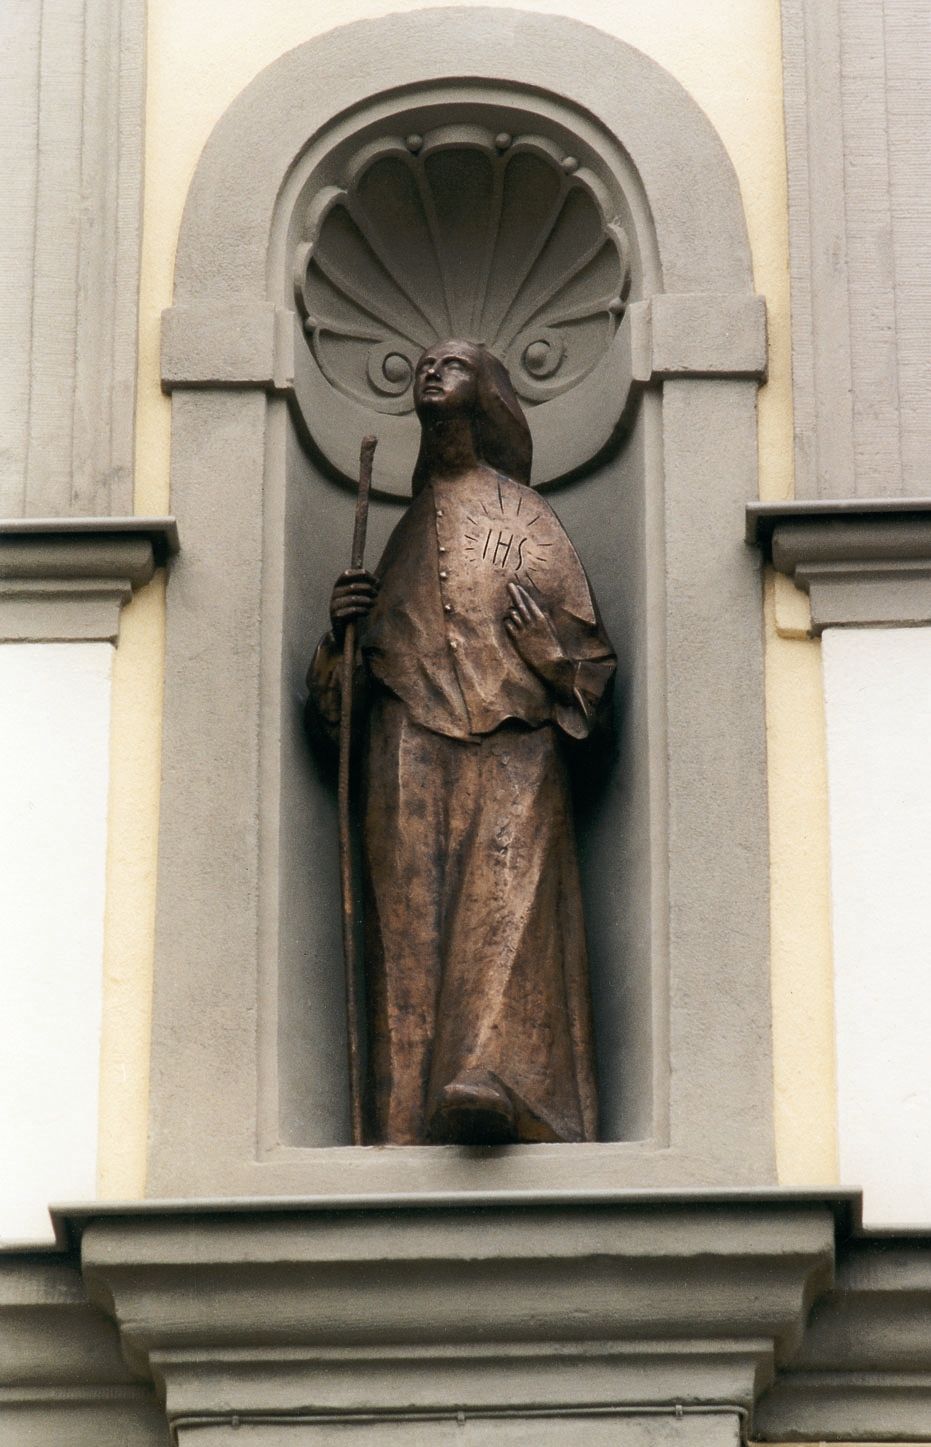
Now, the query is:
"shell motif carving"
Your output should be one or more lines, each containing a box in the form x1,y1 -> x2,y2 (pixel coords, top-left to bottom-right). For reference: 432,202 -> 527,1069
293,126 -> 631,422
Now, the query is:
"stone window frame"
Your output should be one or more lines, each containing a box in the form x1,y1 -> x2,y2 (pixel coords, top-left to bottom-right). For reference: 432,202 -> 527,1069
148,8 -> 773,1197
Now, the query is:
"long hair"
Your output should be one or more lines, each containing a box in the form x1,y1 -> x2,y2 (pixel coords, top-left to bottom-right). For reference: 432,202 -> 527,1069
412,340 -> 533,494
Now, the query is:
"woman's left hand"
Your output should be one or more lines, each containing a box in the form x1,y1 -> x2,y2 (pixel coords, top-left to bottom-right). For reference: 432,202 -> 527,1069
504,583 -> 575,700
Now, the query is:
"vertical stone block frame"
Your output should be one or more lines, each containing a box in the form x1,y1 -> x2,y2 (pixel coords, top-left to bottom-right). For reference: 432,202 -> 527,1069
149,8 -> 772,1197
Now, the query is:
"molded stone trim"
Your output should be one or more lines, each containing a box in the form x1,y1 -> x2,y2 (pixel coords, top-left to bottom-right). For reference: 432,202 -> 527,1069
7,1192 -> 929,1442
0,1190 -> 925,1443
75,1193 -> 837,1436
0,1252 -> 169,1446
755,1232 -> 931,1440
747,500 -> 931,632
0,518 -> 178,642
162,304 -> 294,393
629,294 -> 767,382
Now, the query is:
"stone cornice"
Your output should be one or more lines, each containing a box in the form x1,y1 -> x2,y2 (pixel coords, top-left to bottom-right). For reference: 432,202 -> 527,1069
70,1193 -> 839,1432
746,499 -> 931,632
755,1231 -> 931,1440
0,1252 -> 167,1443
4,1192 -> 931,1442
0,517 -> 178,643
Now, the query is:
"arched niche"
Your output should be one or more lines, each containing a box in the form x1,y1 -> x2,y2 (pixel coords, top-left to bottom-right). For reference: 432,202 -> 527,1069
150,8 -> 773,1196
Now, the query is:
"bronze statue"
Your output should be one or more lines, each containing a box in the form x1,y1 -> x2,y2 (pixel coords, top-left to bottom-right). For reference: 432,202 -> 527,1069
307,340 -> 616,1147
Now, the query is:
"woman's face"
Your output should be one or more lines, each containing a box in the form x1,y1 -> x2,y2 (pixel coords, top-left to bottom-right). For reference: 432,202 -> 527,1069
413,343 -> 480,419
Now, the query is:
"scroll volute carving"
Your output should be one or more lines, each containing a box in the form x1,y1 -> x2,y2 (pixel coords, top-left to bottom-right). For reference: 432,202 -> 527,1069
292,124 -> 634,494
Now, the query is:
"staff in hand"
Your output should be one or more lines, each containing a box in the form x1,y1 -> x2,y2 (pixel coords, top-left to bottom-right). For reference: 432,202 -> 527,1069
332,435 -> 377,1145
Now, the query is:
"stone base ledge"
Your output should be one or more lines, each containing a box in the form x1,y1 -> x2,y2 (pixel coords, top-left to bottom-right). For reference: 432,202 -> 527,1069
3,1190 -> 930,1444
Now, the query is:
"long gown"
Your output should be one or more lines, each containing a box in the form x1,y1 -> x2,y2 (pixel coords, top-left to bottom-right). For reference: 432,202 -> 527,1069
308,466 -> 616,1144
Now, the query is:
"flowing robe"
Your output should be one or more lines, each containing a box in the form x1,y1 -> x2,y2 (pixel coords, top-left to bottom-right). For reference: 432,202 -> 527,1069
308,467 -> 616,1144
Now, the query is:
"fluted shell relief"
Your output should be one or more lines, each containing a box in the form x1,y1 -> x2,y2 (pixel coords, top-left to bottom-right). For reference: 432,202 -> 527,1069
293,127 -> 631,417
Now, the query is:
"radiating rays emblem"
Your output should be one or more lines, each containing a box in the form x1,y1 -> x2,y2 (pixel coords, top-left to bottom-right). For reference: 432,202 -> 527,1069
462,488 -> 554,592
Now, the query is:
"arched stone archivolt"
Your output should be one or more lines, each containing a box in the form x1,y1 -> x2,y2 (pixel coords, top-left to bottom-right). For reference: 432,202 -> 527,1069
151,9 -> 773,1198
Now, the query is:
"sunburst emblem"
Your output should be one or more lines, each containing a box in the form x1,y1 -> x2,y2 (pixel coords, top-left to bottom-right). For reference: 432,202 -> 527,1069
461,486 -> 555,591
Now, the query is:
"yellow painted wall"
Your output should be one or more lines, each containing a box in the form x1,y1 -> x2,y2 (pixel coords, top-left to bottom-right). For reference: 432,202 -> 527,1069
766,575 -> 838,1184
98,575 -> 165,1199
98,0 -> 836,1193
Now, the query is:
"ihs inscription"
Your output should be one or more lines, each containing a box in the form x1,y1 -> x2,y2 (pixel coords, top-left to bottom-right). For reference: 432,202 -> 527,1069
462,492 -> 552,588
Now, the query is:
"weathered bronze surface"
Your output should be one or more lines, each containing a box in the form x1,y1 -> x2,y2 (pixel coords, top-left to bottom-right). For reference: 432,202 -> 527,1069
307,341 -> 616,1146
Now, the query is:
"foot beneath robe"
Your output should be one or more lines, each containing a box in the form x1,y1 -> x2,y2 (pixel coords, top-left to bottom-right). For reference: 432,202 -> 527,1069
429,1070 -> 518,1145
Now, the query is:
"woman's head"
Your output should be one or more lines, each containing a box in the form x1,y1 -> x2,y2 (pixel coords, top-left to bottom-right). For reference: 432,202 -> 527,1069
412,339 -> 532,490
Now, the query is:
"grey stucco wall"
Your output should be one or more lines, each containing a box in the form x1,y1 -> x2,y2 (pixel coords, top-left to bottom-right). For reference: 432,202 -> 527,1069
781,0 -> 931,499
0,0 -> 145,518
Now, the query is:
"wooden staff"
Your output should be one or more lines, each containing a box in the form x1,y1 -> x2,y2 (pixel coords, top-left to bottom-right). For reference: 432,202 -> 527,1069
339,434 -> 377,1145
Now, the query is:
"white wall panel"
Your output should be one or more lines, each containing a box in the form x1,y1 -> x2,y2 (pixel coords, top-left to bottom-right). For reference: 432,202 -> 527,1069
0,642 -> 112,1242
823,626 -> 931,1225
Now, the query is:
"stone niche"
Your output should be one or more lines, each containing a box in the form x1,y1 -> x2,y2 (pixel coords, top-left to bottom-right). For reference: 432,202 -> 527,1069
280,92 -> 648,1152
152,8 -> 772,1197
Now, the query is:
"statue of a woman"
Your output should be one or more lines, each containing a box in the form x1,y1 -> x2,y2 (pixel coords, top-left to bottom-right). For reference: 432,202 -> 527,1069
307,340 -> 616,1146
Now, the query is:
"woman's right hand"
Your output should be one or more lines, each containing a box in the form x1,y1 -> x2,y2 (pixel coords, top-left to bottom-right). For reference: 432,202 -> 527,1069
329,568 -> 379,642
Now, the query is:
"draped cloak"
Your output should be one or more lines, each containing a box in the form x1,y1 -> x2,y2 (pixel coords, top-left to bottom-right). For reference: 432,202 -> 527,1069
308,467 -> 616,1144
